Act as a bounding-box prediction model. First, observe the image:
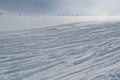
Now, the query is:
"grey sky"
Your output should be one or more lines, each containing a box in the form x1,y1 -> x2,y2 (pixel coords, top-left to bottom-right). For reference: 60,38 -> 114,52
0,0 -> 120,15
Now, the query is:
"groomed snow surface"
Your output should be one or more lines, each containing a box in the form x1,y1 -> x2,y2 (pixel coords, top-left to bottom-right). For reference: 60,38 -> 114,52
0,16 -> 120,80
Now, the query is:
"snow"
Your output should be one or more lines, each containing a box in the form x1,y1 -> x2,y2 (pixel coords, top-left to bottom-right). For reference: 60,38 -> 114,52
1,15 -> 120,32
0,15 -> 120,80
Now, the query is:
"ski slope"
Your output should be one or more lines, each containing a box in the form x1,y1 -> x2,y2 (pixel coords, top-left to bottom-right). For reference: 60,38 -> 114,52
0,20 -> 120,80
1,15 -> 120,32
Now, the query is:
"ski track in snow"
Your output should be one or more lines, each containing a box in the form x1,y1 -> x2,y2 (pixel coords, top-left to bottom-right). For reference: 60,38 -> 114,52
0,21 -> 120,80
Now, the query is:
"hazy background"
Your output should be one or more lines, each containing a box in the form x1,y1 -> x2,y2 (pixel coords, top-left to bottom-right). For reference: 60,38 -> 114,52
0,0 -> 120,16
1,0 -> 120,32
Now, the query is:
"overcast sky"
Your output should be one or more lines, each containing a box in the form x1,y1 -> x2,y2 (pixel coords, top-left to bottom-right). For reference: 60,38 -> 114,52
0,0 -> 120,16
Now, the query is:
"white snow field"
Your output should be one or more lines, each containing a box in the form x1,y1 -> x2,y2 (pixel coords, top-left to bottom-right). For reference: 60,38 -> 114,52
1,14 -> 120,32
0,16 -> 120,80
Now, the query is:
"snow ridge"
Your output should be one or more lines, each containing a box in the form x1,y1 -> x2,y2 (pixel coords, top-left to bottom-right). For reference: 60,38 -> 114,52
0,21 -> 120,80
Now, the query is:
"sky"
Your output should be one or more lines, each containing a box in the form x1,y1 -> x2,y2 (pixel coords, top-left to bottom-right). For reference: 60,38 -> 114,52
0,0 -> 120,16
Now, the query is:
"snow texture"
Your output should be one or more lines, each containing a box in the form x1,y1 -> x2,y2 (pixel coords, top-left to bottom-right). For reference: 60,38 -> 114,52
0,21 -> 120,80
1,15 -> 120,32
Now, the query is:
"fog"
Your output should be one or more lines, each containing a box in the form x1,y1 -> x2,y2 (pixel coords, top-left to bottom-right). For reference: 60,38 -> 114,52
0,0 -> 120,16
56,0 -> 120,16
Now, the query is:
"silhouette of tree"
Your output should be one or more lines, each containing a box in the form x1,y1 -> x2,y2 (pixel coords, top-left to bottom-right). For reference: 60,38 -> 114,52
0,12 -> 4,15
76,14 -> 78,16
19,14 -> 21,16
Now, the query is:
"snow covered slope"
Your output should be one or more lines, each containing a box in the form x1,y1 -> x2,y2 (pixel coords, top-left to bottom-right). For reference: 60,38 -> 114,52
1,15 -> 120,32
0,20 -> 120,80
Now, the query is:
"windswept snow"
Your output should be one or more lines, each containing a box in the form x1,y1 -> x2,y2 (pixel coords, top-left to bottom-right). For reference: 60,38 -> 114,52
1,15 -> 120,32
0,20 -> 120,80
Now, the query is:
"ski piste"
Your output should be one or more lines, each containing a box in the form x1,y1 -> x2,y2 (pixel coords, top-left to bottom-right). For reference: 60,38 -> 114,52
0,21 -> 120,80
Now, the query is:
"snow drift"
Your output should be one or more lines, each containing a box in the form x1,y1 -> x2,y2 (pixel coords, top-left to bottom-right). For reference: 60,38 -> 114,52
0,20 -> 120,80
